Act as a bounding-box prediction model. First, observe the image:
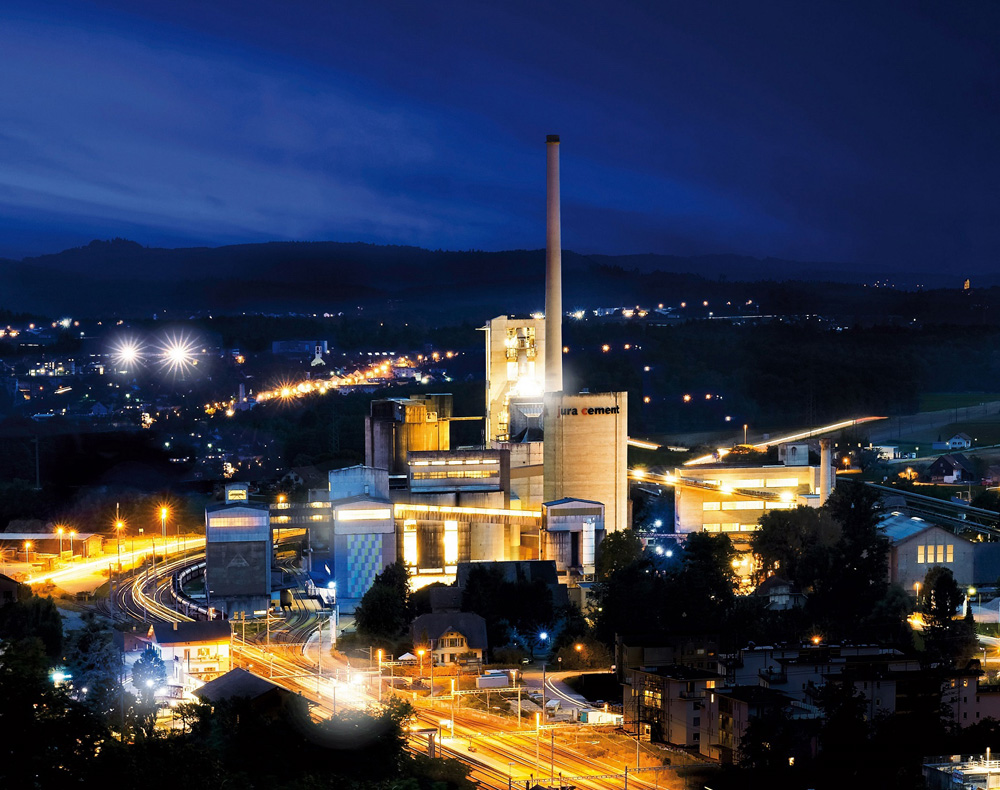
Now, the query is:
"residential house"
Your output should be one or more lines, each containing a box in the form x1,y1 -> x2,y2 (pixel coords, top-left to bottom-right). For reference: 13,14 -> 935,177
410,612 -> 488,665
752,576 -> 807,611
948,433 -> 974,450
699,685 -> 818,763
927,454 -> 975,484
151,620 -> 232,687
0,573 -> 21,604
623,664 -> 722,747
615,633 -> 722,681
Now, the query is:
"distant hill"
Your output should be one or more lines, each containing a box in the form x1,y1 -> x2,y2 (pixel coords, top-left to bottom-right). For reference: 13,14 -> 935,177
0,238 -> 983,318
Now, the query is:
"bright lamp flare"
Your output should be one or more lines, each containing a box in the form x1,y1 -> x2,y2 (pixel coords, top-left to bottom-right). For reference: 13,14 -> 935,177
159,334 -> 197,374
111,337 -> 144,369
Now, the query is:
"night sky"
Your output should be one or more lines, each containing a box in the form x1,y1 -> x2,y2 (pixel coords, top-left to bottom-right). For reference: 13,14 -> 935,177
1,1 -> 998,274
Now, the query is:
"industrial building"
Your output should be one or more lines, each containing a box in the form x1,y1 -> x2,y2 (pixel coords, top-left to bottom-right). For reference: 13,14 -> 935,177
274,135 -> 628,607
364,393 -> 454,478
484,315 -> 545,444
673,439 -> 836,543
543,392 -> 628,533
205,483 -> 272,618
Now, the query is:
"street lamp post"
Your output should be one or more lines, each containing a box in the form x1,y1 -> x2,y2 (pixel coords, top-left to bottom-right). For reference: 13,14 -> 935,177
115,520 -> 124,572
538,631 -> 548,722
535,712 -> 540,771
69,530 -> 75,558
160,507 -> 168,541
56,527 -> 64,557
23,540 -> 32,565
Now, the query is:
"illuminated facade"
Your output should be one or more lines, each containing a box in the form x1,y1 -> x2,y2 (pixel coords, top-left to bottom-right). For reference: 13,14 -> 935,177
395,501 -> 541,588
365,394 -> 453,477
484,315 -> 545,444
408,448 -> 509,502
543,392 -> 629,533
205,483 -> 272,618
673,454 -> 834,541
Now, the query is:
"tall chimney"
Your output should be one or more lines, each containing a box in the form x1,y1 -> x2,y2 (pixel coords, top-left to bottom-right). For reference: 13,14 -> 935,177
545,134 -> 563,393
819,438 -> 832,504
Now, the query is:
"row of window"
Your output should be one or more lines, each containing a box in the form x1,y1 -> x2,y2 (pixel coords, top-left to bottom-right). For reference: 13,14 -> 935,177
703,523 -> 761,533
412,470 -> 499,480
917,544 -> 954,563
703,501 -> 794,511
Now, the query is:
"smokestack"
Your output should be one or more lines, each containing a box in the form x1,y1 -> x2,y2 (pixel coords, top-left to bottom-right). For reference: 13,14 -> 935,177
545,134 -> 563,393
819,438 -> 832,504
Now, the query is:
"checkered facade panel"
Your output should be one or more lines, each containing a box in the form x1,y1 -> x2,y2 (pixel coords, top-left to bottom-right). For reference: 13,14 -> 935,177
347,533 -> 383,598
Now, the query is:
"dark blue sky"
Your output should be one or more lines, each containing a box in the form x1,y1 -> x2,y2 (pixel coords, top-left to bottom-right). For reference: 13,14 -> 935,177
1,0 -> 998,273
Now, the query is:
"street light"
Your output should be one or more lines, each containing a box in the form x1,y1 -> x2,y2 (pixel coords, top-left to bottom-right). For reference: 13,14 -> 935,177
160,507 -> 169,541
23,540 -> 32,564
115,519 -> 125,572
56,527 -> 64,557
69,530 -> 75,557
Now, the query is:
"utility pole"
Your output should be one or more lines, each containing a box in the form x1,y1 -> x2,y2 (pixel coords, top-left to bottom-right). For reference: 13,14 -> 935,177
550,729 -> 555,782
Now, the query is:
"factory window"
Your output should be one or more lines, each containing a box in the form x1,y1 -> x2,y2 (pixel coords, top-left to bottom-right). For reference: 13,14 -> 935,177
702,502 -> 721,511
338,509 -> 392,521
947,544 -> 954,562
765,502 -> 794,510
703,524 -> 721,532
937,544 -> 945,563
210,516 -> 267,527
766,478 -> 800,488
403,520 -> 418,566
721,524 -> 740,532
413,470 -> 499,480
721,501 -> 764,511
273,516 -> 290,524
917,545 -> 925,563
444,520 -> 459,565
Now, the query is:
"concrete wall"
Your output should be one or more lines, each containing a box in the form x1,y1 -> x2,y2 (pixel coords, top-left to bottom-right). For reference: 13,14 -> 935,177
542,392 -> 628,532
330,466 -> 389,500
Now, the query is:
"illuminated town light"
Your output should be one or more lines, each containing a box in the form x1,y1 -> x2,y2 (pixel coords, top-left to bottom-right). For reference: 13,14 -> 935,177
112,337 -> 144,369
159,334 -> 197,375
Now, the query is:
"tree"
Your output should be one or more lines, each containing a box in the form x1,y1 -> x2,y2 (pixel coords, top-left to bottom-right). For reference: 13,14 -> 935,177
65,612 -> 122,726
0,637 -> 107,786
0,591 -> 64,658
807,482 -> 891,637
675,531 -> 738,620
355,560 -> 411,640
596,528 -> 644,579
921,565 -> 977,666
131,645 -> 167,738
751,506 -> 840,588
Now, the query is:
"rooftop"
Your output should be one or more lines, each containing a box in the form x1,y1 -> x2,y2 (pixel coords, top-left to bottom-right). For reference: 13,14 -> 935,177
195,668 -> 285,703
152,620 -> 231,645
634,664 -> 722,681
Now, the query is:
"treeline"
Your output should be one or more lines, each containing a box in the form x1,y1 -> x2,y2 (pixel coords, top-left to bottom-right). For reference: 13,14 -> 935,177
564,320 -> 1000,434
